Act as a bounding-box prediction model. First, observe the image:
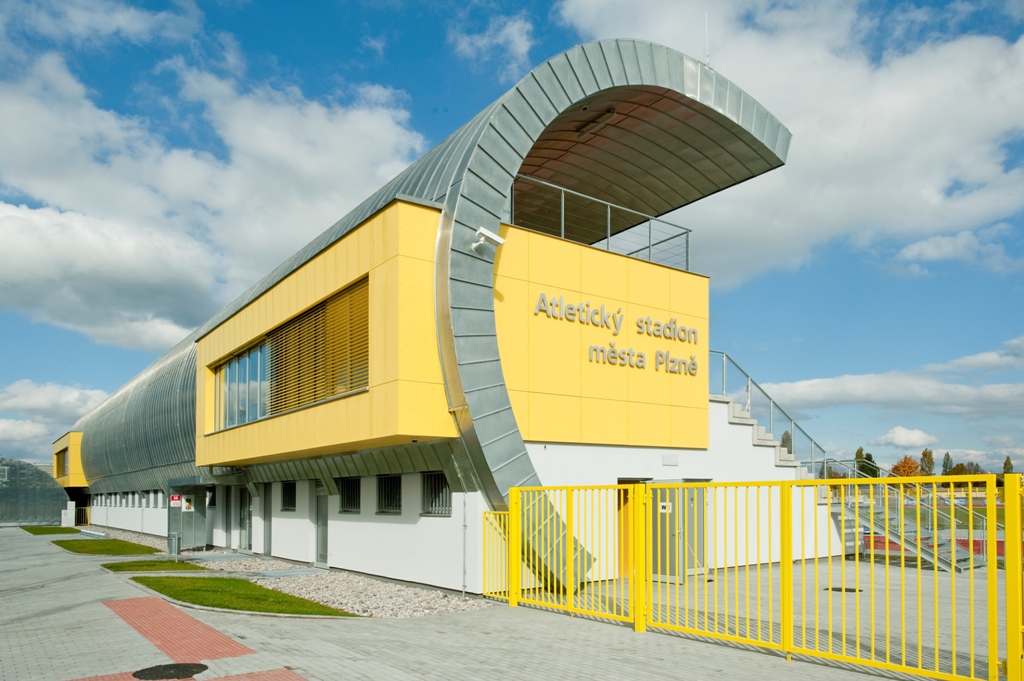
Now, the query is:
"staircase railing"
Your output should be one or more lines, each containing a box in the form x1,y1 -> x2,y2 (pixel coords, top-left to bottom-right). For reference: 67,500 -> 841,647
709,350 -> 828,466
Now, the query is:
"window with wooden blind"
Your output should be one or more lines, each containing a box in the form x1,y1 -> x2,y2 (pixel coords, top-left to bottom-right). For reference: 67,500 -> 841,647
216,277 -> 370,429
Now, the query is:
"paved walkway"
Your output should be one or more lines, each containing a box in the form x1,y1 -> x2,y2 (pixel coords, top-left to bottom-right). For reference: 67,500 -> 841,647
0,527 -> 895,681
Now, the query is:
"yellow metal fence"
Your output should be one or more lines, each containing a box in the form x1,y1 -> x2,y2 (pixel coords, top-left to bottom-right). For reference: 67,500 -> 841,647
484,475 -> 1024,681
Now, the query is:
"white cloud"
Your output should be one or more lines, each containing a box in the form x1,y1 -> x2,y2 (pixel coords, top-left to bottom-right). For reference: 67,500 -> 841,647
5,0 -> 201,46
0,418 -> 47,442
870,426 -> 939,448
924,334 -> 1024,373
0,50 -> 424,350
448,13 -> 534,83
556,0 -> 1024,287
0,379 -> 107,424
897,227 -> 1024,273
762,371 -> 1024,417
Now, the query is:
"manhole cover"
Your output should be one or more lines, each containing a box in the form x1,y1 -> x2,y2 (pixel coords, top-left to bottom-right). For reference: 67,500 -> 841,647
825,587 -> 862,593
132,663 -> 208,680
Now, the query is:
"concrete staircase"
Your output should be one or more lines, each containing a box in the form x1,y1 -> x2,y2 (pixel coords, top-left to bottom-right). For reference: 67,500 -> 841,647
710,393 -> 798,468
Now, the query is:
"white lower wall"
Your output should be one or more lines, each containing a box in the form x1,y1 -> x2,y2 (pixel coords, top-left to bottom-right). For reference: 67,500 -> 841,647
325,475 -> 483,592
269,480 -> 315,563
90,503 -> 167,537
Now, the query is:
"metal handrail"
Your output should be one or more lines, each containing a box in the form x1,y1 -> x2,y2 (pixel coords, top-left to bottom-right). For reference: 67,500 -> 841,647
511,174 -> 691,271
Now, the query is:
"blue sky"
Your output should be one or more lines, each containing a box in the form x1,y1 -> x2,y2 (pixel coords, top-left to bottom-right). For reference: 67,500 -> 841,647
0,0 -> 1021,471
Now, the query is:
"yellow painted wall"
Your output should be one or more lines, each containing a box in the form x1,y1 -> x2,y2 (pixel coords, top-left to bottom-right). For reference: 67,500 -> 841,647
494,225 -> 709,449
52,432 -> 87,487
195,200 -> 456,467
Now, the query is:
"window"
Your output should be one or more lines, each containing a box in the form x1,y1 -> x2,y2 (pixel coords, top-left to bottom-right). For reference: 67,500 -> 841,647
337,477 -> 360,513
214,277 -> 369,431
281,481 -> 297,511
55,449 -> 69,477
421,472 -> 452,516
377,475 -> 401,514
208,487 -> 217,507
158,491 -> 165,508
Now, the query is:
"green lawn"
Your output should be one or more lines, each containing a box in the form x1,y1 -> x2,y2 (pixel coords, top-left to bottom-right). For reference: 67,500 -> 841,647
102,560 -> 209,572
52,539 -> 160,555
132,576 -> 355,616
22,526 -> 81,535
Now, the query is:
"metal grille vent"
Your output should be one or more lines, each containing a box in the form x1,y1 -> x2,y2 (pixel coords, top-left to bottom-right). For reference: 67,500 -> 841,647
337,477 -> 360,513
264,277 -> 369,416
421,472 -> 451,516
377,475 -> 401,514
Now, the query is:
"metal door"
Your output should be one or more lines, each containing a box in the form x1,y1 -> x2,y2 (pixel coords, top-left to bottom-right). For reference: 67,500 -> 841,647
263,483 -> 273,556
651,486 -> 704,580
168,486 -> 207,550
316,494 -> 328,566
239,487 -> 252,552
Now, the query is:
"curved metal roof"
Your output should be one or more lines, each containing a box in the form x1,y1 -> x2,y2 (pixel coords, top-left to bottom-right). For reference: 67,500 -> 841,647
77,39 -> 790,501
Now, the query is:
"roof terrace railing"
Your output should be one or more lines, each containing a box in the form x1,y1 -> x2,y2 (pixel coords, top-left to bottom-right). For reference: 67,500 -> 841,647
510,174 -> 691,272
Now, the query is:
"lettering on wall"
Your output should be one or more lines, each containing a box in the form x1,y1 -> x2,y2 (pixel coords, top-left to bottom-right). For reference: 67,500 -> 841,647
533,292 -> 699,376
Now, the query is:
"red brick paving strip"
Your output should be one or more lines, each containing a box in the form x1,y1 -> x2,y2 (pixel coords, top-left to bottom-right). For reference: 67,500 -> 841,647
216,670 -> 308,680
104,597 -> 254,663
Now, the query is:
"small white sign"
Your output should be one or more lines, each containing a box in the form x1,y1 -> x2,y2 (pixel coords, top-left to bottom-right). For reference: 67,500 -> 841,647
659,501 -> 672,514
170,494 -> 182,508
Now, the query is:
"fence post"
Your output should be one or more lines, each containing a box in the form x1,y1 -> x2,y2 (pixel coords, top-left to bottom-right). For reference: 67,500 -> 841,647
508,489 -> 521,608
1005,474 -> 1022,681
780,481 -> 794,660
565,489 -> 574,610
632,483 -> 648,632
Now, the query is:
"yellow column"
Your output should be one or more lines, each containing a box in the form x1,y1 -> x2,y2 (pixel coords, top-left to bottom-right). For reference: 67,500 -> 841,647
1005,474 -> 1022,681
780,481 -> 794,659
509,489 -> 521,607
632,483 -> 648,633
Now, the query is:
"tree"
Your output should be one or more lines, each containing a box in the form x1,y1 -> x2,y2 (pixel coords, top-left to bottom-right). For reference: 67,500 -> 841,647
941,452 -> 954,475
890,455 -> 921,477
854,448 -> 880,478
1005,456 -> 1015,475
780,431 -> 792,456
949,462 -> 984,476
919,449 -> 934,476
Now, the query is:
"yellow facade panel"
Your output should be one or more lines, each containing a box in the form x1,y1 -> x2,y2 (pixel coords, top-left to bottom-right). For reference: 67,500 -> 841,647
671,406 -> 709,449
52,431 -> 86,487
529,392 -> 581,443
494,224 -> 709,449
196,200 -> 453,468
507,389 -> 529,427
493,276 -> 529,393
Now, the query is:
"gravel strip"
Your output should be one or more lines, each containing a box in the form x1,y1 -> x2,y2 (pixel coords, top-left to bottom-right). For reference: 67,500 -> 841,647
85,526 -> 167,551
253,571 -> 497,618
204,557 -> 297,572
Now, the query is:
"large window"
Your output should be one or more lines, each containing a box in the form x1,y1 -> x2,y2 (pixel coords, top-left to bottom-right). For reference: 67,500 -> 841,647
216,277 -> 369,430
421,472 -> 451,516
376,475 -> 401,514
55,449 -> 68,477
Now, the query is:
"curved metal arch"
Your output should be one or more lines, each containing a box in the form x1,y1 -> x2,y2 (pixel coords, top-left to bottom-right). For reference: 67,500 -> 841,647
434,39 -> 791,510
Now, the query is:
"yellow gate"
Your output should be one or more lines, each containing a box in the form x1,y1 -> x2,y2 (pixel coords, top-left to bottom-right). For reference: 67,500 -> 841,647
486,474 -> 1024,681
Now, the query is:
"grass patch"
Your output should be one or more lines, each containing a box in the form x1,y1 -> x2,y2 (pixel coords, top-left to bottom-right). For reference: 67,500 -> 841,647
53,539 -> 159,555
102,560 -> 209,572
132,576 -> 355,616
22,526 -> 81,535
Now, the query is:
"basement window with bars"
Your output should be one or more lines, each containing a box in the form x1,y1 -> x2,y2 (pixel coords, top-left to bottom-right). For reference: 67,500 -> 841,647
421,472 -> 451,516
337,477 -> 360,513
376,475 -> 401,515
281,481 -> 297,511
214,277 -> 370,430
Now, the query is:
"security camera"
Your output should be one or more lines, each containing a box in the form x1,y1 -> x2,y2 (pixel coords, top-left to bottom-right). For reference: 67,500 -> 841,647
471,226 -> 505,252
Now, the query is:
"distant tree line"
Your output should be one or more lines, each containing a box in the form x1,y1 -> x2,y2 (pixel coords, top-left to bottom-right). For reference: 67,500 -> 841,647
852,447 -> 1015,482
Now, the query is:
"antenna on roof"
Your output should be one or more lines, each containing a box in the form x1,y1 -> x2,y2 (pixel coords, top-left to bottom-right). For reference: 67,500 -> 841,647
705,12 -> 711,68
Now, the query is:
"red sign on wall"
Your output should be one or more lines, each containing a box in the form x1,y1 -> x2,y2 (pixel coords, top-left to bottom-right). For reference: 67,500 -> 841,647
169,494 -> 182,508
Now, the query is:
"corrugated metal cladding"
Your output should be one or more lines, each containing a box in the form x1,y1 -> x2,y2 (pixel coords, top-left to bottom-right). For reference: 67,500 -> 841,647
76,40 -> 790,505
244,440 -> 468,492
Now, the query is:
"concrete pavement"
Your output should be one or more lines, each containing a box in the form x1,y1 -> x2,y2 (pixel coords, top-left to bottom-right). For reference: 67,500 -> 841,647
0,527 -> 895,681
